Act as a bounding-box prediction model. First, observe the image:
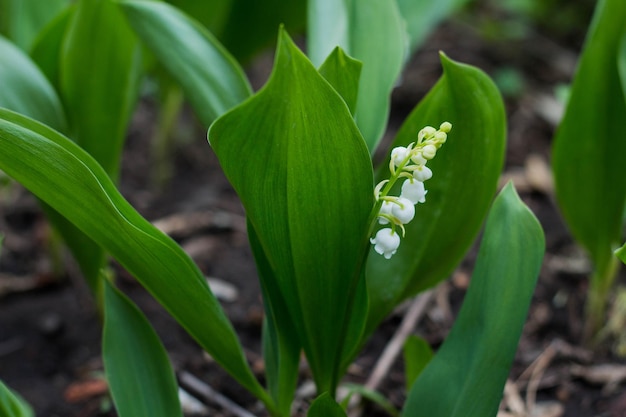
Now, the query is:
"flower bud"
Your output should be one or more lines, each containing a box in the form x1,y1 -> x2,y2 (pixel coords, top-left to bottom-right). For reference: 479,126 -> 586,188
391,197 -> 415,224
413,165 -> 432,182
391,146 -> 409,167
401,179 -> 427,204
378,200 -> 394,224
440,121 -> 452,132
422,144 -> 437,160
370,228 -> 401,259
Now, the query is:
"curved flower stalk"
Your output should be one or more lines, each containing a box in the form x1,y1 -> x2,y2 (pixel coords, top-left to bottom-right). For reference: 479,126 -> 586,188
370,122 -> 452,258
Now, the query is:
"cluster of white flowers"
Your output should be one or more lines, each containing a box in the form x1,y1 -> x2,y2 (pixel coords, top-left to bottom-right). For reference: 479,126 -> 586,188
370,122 -> 452,259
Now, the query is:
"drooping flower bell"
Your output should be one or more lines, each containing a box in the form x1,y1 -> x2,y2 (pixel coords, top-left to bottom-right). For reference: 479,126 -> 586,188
370,228 -> 401,259
369,121 -> 452,258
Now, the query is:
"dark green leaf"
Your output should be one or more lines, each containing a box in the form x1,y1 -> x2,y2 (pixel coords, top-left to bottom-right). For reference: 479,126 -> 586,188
552,0 -> 626,274
318,47 -> 362,116
0,380 -> 33,417
118,0 -> 252,127
402,335 -> 433,392
0,109 -> 270,406
403,183 -> 544,417
0,35 -> 67,132
209,29 -> 373,393
103,280 -> 182,417
617,242 -> 626,265
307,393 -> 347,417
250,222 -> 300,417
61,0 -> 142,180
307,0 -> 406,152
365,53 -> 506,336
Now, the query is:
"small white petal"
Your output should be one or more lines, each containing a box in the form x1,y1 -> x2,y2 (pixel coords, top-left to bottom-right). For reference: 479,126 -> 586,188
413,165 -> 432,182
410,152 -> 427,166
378,200 -> 394,224
391,146 -> 409,167
401,179 -> 427,204
370,228 -> 401,259
422,144 -> 437,160
391,197 -> 415,224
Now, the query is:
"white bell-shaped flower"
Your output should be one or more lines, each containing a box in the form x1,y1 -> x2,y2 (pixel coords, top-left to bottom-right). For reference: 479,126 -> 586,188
391,146 -> 409,167
401,179 -> 427,204
422,144 -> 437,160
370,228 -> 401,259
413,165 -> 432,182
378,200 -> 394,224
391,197 -> 415,224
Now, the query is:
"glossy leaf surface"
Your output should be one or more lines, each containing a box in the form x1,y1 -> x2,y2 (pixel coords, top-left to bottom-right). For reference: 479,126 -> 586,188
61,0 -> 142,180
365,54 -> 506,334
0,35 -> 66,132
0,109 -> 269,405
103,280 -> 182,417
307,393 -> 347,417
0,380 -> 33,417
318,47 -> 362,116
403,183 -> 544,417
552,0 -> 626,273
210,30 -> 373,393
307,0 -> 405,152
118,0 -> 252,127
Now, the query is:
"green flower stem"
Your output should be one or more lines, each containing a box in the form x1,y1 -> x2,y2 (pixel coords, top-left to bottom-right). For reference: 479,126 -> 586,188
586,254 -> 621,343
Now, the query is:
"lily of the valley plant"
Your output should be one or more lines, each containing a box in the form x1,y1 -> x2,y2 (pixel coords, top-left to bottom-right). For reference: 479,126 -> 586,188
0,1 -> 544,416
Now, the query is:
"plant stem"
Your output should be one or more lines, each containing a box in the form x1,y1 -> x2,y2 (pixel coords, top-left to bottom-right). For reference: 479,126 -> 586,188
584,254 -> 621,343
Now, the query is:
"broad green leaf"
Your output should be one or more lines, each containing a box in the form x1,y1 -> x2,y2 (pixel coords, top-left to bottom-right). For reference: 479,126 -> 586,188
552,0 -> 626,279
0,380 -> 33,417
118,0 -> 252,127
396,0 -> 469,53
0,109 -> 270,407
365,54 -> 506,336
307,393 -> 347,417
402,335 -> 433,392
0,0 -> 68,51
209,29 -> 373,393
308,0 -> 406,152
318,47 -> 362,116
0,35 -> 67,132
61,0 -> 142,180
103,280 -> 182,417
403,183 -> 544,417
250,222 -> 300,417
165,0 -> 233,36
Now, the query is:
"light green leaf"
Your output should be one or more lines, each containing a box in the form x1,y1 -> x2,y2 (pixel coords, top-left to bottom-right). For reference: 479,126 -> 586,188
403,183 -> 544,417
209,29 -> 373,393
61,0 -> 142,180
307,0 -> 406,152
617,242 -> 626,265
0,0 -> 68,51
365,53 -> 506,336
0,109 -> 270,407
0,35 -> 67,132
307,393 -> 347,417
552,0 -> 626,279
0,380 -> 33,417
318,47 -> 362,116
402,335 -> 433,392
103,280 -> 182,417
396,0 -> 469,53
118,0 -> 252,127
